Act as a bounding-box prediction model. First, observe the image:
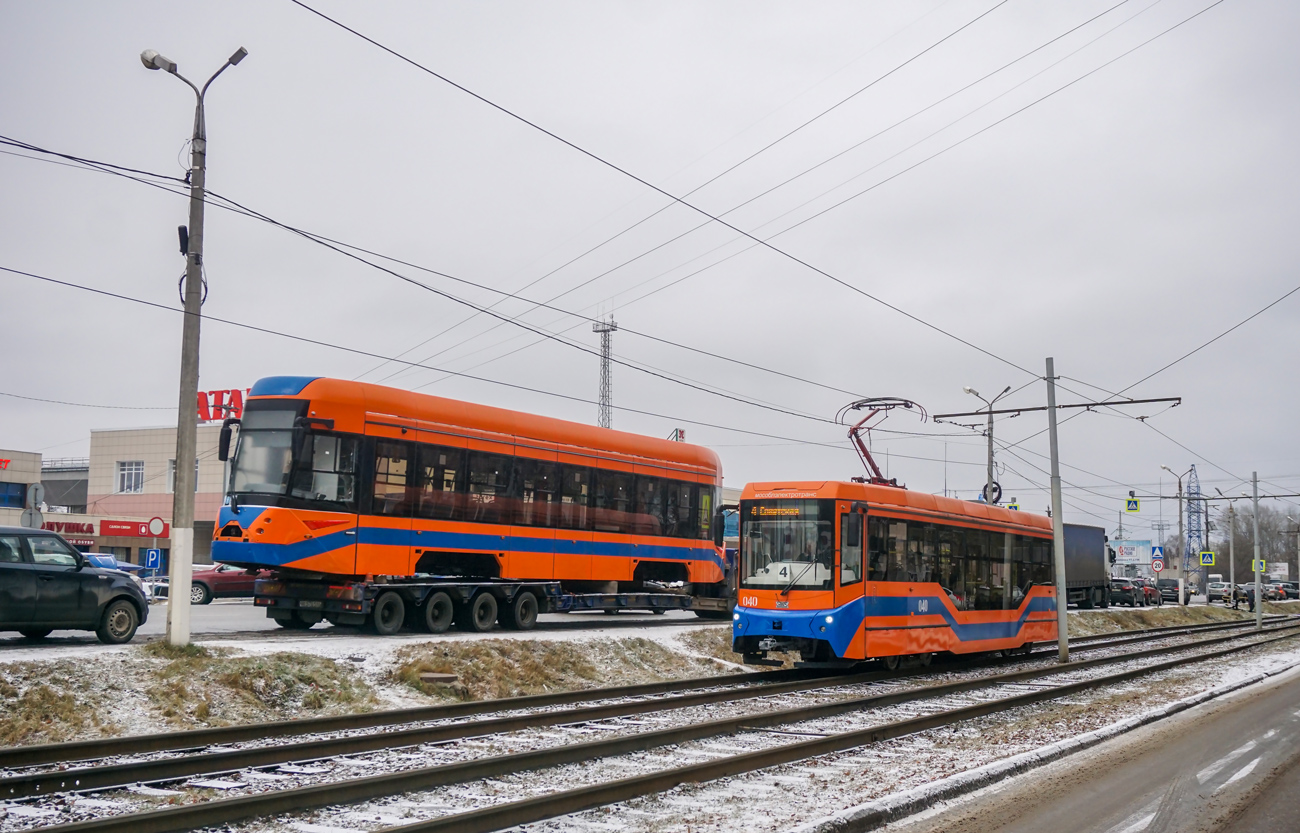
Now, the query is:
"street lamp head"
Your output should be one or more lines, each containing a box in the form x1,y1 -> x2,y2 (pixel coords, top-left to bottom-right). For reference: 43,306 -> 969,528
140,49 -> 177,73
999,385 -> 1012,396
1160,464 -> 1173,475
963,386 -> 979,397
228,47 -> 248,66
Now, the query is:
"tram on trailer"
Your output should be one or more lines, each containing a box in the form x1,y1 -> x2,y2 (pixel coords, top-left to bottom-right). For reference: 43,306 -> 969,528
731,399 -> 1058,666
211,377 -> 731,630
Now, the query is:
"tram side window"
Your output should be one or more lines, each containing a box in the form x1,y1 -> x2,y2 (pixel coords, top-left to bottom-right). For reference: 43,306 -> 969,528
665,481 -> 695,539
908,522 -> 937,583
868,518 -> 888,581
592,470 -> 635,534
840,512 -> 863,585
885,522 -> 908,581
414,445 -> 461,521
937,528 -> 964,608
634,476 -> 665,536
559,466 -> 590,530
372,441 -> 413,517
516,457 -> 559,527
289,433 -> 357,505
466,451 -> 513,524
699,486 -> 715,541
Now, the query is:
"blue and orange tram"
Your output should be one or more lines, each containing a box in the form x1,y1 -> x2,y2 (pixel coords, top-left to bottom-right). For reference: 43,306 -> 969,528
732,481 -> 1058,666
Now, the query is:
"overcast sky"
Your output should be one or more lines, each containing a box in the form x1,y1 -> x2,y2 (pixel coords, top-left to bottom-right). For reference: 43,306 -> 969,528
2,0 -> 1297,541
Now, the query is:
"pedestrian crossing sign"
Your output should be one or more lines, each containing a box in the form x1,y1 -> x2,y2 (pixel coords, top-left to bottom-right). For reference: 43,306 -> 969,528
1007,502 -> 1019,511
1200,551 -> 1215,567
1151,546 -> 1164,560
1125,498 -> 1140,512
1253,559 -> 1267,573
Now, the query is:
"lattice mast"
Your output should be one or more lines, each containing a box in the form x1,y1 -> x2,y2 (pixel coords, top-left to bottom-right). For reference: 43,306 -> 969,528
1184,464 -> 1206,586
593,316 -> 617,429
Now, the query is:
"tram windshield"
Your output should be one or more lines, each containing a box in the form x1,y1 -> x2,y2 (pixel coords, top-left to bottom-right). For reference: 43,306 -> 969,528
740,499 -> 835,590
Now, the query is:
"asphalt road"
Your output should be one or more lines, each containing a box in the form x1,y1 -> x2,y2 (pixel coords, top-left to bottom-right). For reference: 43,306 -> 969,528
0,598 -> 712,649
891,666 -> 1300,833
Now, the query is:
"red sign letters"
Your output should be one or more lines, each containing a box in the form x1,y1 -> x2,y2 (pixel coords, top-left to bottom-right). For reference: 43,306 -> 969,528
197,388 -> 251,422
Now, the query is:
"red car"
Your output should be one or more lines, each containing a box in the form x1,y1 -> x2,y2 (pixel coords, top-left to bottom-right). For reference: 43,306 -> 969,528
188,562 -> 273,605
1131,577 -> 1162,606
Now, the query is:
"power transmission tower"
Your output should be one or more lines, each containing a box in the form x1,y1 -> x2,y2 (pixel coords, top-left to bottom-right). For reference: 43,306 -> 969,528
593,316 -> 617,429
1185,465 -> 1205,590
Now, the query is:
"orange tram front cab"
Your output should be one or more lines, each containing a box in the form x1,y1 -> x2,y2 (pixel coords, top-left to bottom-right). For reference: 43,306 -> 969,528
732,482 -> 1059,666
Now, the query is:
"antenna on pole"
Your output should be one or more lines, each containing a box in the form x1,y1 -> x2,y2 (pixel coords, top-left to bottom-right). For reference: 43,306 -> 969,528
593,315 -> 618,429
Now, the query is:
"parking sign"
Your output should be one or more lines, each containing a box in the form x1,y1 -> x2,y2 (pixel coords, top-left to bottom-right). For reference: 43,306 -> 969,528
144,548 -> 162,570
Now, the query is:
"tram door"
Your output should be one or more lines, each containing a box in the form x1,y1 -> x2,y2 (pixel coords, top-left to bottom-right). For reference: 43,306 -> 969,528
837,505 -> 866,660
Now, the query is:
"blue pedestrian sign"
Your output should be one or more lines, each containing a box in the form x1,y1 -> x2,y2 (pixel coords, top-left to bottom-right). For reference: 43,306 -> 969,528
144,548 -> 162,570
1151,546 -> 1164,561
1200,551 -> 1215,567
1007,502 -> 1019,511
1125,498 -> 1140,513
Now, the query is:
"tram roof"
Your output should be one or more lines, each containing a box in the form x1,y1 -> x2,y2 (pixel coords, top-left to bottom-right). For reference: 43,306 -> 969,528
739,481 -> 1053,533
248,376 -> 721,474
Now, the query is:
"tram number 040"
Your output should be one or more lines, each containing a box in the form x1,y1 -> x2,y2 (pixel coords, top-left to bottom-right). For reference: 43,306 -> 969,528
740,595 -> 759,608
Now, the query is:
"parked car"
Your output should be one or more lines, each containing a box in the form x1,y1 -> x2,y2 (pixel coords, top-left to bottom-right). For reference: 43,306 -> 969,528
1110,578 -> 1142,607
1157,578 -> 1191,605
157,562 -> 274,604
1265,583 -> 1286,601
0,526 -> 149,644
1132,577 -> 1162,606
1207,581 -> 1231,603
1278,581 -> 1300,600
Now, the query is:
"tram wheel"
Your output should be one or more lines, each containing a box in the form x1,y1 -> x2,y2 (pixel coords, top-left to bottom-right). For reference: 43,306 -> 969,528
882,655 -> 901,672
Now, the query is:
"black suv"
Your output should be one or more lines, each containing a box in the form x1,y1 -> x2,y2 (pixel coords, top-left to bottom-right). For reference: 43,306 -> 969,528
0,526 -> 149,644
1110,578 -> 1142,607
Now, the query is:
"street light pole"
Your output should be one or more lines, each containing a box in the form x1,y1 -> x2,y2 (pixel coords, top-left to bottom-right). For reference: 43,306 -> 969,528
964,384 -> 1011,505
141,46 -> 247,646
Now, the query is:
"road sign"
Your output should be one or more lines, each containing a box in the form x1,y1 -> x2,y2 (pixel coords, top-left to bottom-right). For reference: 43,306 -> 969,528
981,481 -> 1003,504
144,548 -> 162,570
26,483 -> 45,508
1200,551 -> 1215,567
1253,559 -> 1267,573
1126,498 -> 1140,513
1007,502 -> 1019,511
1151,545 -> 1164,561
19,507 -> 43,529
1152,559 -> 1164,572
148,516 -> 167,537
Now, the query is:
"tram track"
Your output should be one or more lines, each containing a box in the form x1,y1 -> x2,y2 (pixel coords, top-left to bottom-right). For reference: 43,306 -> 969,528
13,619 -> 1300,833
0,615 -> 1284,798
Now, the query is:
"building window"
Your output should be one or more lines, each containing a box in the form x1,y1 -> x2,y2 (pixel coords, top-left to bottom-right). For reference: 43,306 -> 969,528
0,483 -> 24,509
168,459 -> 200,493
116,461 -> 145,494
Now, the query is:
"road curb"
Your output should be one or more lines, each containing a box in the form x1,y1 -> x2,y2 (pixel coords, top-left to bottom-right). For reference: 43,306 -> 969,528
789,657 -> 1300,833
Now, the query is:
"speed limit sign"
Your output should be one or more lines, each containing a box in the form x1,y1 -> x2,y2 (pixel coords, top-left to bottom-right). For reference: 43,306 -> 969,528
1151,559 -> 1165,572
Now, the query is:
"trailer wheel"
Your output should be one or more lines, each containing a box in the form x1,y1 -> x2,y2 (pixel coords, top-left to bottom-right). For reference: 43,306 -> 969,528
458,592 -> 497,632
500,591 -> 539,631
423,591 -> 454,634
371,592 -> 406,636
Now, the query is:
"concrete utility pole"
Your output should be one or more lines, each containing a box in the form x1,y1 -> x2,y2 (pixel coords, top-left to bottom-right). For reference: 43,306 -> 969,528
1252,472 -> 1262,631
1045,358 -> 1068,663
1162,465 -> 1188,606
593,316 -> 617,429
963,384 -> 1011,504
142,45 -> 248,646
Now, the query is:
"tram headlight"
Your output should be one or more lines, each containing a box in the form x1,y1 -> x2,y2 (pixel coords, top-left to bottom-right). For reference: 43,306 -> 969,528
733,612 -> 740,621
825,615 -> 834,624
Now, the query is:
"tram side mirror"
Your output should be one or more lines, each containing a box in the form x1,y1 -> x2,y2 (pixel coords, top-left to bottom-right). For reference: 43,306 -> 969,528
218,417 -> 240,461
713,511 -> 726,547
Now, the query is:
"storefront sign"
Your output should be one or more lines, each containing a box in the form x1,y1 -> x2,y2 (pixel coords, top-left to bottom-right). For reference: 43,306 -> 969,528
0,459 -> 10,469
198,388 -> 251,422
42,521 -> 95,534
67,539 -> 95,547
100,519 -> 170,538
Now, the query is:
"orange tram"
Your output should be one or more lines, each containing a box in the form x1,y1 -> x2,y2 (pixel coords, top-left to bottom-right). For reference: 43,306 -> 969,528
212,377 -> 730,632
732,481 -> 1058,667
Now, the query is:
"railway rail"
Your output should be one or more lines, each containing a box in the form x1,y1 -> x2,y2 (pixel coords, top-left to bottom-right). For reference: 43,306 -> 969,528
8,616 -> 1297,833
2,613 -> 1281,775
